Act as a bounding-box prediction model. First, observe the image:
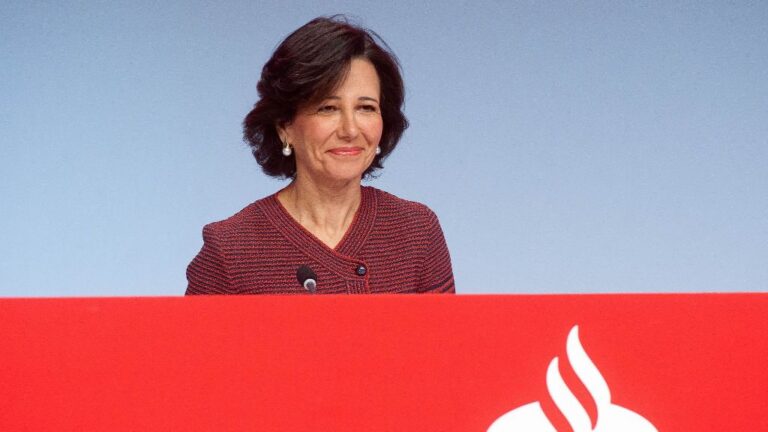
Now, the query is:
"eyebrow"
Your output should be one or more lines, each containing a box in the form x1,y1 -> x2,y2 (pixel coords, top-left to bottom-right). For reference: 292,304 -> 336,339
322,96 -> 380,104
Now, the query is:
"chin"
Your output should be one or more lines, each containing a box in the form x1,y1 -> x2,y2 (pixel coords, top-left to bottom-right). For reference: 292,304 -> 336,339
326,171 -> 366,184
323,164 -> 371,184
326,161 -> 370,180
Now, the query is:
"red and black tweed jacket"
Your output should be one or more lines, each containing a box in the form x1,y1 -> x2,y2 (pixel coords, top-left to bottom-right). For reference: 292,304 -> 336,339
186,186 -> 455,295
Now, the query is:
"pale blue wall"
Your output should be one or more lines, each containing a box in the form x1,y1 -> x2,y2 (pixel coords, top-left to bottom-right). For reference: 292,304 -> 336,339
2,1 -> 766,295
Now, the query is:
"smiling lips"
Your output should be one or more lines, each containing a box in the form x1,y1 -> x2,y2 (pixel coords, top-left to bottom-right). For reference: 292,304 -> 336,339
327,146 -> 364,156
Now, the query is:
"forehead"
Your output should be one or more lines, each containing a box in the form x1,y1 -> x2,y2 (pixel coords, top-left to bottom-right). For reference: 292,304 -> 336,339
295,59 -> 382,115
325,58 -> 381,98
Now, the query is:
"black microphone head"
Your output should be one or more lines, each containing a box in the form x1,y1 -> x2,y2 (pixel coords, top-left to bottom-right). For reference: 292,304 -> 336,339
296,265 -> 318,293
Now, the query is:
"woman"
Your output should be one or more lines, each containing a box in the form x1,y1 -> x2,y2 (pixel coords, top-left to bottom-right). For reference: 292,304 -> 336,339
186,16 -> 454,295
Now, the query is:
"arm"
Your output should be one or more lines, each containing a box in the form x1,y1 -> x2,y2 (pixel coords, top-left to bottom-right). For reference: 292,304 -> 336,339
185,224 -> 231,295
417,209 -> 456,294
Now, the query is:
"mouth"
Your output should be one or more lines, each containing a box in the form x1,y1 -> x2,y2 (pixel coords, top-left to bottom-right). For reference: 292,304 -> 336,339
327,146 -> 364,156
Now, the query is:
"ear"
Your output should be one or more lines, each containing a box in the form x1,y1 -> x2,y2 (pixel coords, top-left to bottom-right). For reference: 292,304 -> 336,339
276,121 -> 292,144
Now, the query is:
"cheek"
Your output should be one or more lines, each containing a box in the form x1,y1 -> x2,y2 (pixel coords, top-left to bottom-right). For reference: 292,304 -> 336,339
290,118 -> 328,145
365,118 -> 384,142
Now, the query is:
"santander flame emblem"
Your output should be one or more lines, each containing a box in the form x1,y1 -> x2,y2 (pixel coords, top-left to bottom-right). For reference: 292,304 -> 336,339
488,326 -> 657,432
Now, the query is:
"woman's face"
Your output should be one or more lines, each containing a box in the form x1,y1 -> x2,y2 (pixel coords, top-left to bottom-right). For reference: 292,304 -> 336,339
279,58 -> 383,187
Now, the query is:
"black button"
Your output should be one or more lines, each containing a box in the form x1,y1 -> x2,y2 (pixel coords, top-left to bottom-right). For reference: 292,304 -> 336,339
356,265 -> 367,276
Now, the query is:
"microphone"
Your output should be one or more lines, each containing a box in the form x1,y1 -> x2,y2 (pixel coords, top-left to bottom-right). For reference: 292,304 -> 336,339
296,265 -> 318,293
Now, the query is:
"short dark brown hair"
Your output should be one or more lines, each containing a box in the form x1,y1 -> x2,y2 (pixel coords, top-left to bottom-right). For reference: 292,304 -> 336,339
243,16 -> 408,178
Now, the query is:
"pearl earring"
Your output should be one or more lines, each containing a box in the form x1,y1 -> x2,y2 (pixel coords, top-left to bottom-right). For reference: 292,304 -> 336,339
375,146 -> 381,155
282,142 -> 292,157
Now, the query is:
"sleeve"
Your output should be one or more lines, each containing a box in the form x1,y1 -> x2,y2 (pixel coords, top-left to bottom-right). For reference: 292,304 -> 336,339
417,209 -> 456,294
185,224 -> 232,295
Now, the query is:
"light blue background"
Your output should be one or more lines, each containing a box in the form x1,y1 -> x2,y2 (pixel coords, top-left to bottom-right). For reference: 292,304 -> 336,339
2,1 -> 766,296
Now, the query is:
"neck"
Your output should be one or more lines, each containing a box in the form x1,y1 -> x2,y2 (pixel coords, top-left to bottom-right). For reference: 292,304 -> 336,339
277,175 -> 362,248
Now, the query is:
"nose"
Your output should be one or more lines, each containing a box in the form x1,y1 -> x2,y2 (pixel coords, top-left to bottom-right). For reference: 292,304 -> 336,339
338,110 -> 359,140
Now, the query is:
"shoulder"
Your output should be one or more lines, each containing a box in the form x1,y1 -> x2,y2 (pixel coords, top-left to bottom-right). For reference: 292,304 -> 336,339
367,187 -> 442,236
200,196 -> 270,240
369,187 -> 438,222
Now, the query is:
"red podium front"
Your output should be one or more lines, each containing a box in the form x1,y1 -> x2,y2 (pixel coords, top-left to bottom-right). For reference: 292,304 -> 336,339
1,294 -> 766,430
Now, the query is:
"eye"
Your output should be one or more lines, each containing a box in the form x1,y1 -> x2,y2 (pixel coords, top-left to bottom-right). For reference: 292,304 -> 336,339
359,104 -> 379,113
317,104 -> 338,113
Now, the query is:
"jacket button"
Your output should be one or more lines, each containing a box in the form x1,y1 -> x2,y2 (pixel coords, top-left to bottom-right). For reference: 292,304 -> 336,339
356,265 -> 367,276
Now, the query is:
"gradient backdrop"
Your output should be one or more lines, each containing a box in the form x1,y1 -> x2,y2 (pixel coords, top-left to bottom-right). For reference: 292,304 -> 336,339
2,1 -> 766,296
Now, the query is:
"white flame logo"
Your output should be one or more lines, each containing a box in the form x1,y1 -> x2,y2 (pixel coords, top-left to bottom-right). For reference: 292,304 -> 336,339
488,326 -> 657,432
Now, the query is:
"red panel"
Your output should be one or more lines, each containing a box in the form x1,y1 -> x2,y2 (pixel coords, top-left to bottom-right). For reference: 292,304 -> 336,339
1,294 -> 766,430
